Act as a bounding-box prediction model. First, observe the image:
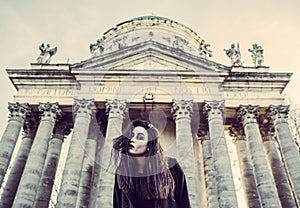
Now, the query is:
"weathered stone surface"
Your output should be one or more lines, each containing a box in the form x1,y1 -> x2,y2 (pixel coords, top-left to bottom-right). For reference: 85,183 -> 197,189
267,105 -> 300,206
0,103 -> 30,187
204,100 -> 238,208
56,99 -> 96,208
12,102 -> 61,207
237,105 -> 282,208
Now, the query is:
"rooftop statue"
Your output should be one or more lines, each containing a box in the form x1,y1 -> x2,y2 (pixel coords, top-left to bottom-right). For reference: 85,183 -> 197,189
248,43 -> 264,67
36,43 -> 57,64
199,40 -> 212,59
90,38 -> 104,57
224,43 -> 242,67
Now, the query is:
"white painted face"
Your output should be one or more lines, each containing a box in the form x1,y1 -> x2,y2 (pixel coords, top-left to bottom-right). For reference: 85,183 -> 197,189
128,126 -> 149,155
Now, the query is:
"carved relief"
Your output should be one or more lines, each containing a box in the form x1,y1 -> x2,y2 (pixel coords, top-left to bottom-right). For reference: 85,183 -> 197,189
22,114 -> 38,138
237,105 -> 259,126
113,36 -> 127,49
73,98 -> 97,118
38,102 -> 62,121
199,40 -> 212,59
53,121 -> 72,140
173,35 -> 188,50
105,99 -> 127,119
36,43 -> 57,64
171,100 -> 193,120
229,124 -> 245,140
224,43 -> 242,67
266,104 -> 289,124
8,102 -> 31,123
90,38 -> 104,57
197,123 -> 209,142
248,43 -> 264,67
259,123 -> 275,142
203,100 -> 225,120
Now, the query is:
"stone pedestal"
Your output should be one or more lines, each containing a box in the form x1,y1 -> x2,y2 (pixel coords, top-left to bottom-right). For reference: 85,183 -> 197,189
56,99 -> 96,208
237,105 -> 281,207
0,102 -> 30,187
204,100 -> 238,208
13,102 -> 62,207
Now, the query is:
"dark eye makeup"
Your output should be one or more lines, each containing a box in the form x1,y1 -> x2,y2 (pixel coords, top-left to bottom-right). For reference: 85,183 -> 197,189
136,133 -> 145,140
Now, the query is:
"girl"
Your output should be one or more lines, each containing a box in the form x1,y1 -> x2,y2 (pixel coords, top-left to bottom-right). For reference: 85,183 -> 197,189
111,120 -> 191,208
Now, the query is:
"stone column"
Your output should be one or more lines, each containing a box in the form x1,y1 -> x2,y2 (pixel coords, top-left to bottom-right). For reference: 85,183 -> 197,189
0,115 -> 37,208
89,120 -> 106,208
237,105 -> 281,207
56,98 -> 96,208
96,99 -> 127,208
198,124 -> 218,208
260,123 -> 297,208
172,100 -> 199,207
13,102 -> 62,207
76,117 -> 99,208
266,104 -> 300,206
33,120 -> 71,208
204,100 -> 238,208
229,125 -> 260,208
0,102 -> 30,187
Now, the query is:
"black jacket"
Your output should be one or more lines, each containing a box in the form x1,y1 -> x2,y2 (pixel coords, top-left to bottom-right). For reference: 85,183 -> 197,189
113,157 -> 191,208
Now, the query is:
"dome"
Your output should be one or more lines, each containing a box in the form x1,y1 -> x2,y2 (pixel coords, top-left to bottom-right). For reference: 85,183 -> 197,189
89,16 -> 204,57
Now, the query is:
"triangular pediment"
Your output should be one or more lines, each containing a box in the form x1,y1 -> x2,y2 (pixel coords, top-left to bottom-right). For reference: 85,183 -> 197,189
72,41 -> 229,73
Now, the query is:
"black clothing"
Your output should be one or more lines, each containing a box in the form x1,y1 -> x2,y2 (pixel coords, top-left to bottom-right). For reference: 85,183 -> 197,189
113,157 -> 191,208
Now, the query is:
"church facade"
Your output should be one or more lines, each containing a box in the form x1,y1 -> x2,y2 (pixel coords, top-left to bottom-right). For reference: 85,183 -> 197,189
0,16 -> 299,207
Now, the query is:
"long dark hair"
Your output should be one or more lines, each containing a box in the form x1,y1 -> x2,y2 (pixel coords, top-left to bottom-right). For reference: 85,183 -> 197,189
111,120 -> 175,199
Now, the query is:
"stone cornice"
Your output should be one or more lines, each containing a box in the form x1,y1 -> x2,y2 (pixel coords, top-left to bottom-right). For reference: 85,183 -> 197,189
71,40 -> 228,73
6,63 -> 76,91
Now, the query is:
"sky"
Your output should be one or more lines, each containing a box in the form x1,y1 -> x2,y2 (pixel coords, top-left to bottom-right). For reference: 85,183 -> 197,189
1,0 -> 300,136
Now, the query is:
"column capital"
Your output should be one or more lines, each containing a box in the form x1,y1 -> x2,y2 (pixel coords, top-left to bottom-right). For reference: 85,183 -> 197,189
237,104 -> 259,126
171,99 -> 193,120
197,123 -> 209,142
39,102 -> 62,122
229,124 -> 245,140
259,123 -> 275,142
203,100 -> 225,120
53,121 -> 72,140
105,99 -> 127,119
266,104 -> 289,124
22,114 -> 38,138
73,98 -> 97,118
8,102 -> 31,123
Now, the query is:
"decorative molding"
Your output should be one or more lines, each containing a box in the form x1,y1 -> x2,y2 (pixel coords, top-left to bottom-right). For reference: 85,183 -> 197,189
8,102 -> 31,123
203,100 -> 225,120
38,102 -> 62,121
171,100 -> 193,120
22,114 -> 38,138
197,123 -> 209,141
266,104 -> 289,124
259,123 -> 275,142
237,104 -> 259,126
229,123 -> 245,140
105,99 -> 127,119
73,98 -> 97,118
53,121 -> 72,140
